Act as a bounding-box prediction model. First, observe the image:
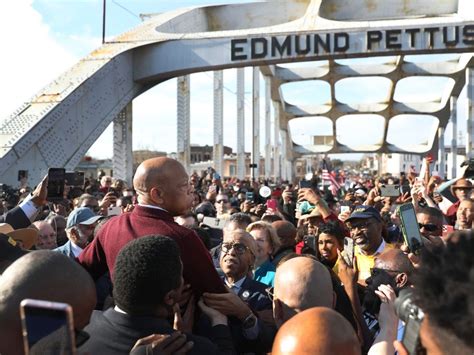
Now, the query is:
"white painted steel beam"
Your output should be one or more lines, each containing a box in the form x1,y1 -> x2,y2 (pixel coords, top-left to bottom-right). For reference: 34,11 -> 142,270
467,68 -> 474,159
177,75 -> 191,171
113,103 -> 134,184
438,127 -> 446,179
236,68 -> 245,180
2,0 -> 474,184
264,77 -> 272,179
251,67 -> 260,180
451,96 -> 458,179
213,71 -> 224,177
273,103 -> 281,181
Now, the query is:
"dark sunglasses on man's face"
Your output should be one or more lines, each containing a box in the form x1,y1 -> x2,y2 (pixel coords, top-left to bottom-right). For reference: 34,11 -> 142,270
222,242 -> 252,256
370,267 -> 403,277
418,223 -> 438,232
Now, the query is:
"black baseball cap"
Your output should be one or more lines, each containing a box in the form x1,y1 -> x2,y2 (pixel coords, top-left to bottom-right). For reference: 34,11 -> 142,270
346,205 -> 382,222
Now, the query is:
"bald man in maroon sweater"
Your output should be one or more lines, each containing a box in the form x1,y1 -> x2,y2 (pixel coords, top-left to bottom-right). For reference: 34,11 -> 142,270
79,158 -> 225,295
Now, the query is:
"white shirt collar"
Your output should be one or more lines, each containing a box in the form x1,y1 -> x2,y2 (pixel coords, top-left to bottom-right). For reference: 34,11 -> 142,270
375,239 -> 386,255
70,241 -> 84,258
138,203 -> 168,213
225,276 -> 246,293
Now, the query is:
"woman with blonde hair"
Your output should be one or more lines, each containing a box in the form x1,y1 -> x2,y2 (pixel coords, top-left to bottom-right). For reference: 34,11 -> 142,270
247,221 -> 281,286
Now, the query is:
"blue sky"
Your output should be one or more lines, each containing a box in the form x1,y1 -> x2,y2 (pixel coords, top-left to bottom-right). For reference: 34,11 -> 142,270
0,0 -> 468,161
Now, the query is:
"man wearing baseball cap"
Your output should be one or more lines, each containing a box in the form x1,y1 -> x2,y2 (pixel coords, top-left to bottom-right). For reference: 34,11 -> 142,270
343,206 -> 394,282
54,207 -> 102,258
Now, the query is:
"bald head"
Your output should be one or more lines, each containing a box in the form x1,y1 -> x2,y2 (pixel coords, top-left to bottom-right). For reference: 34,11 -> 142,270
133,157 -> 193,216
133,157 -> 185,193
375,248 -> 414,276
272,307 -> 360,355
272,220 -> 297,248
0,251 -> 96,354
273,256 -> 333,327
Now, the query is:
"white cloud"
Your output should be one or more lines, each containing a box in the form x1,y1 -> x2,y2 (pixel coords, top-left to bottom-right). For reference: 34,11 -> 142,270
0,0 -> 76,120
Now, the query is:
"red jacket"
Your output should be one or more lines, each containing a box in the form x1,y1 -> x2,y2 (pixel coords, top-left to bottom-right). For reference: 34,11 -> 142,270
79,205 -> 226,295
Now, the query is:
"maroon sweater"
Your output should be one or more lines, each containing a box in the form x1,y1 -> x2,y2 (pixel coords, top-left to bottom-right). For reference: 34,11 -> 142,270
79,205 -> 226,294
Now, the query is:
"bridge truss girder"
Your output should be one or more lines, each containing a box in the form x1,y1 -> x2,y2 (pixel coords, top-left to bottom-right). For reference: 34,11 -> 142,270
1,0 -> 474,184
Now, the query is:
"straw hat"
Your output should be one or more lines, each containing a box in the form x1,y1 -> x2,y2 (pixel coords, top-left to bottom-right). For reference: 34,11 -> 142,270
0,223 -> 38,250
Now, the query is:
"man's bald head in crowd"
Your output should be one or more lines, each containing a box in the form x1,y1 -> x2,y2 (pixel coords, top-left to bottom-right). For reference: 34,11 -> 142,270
0,251 -> 96,355
273,256 -> 334,327
272,220 -> 297,248
133,157 -> 193,216
133,157 -> 185,195
272,307 -> 360,355
374,248 -> 415,287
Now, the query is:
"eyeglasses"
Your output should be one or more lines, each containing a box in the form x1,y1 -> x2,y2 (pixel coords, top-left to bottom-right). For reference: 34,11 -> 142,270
346,221 -> 374,231
216,199 -> 228,204
418,223 -> 439,232
370,267 -> 403,277
222,242 -> 253,256
266,286 -> 274,302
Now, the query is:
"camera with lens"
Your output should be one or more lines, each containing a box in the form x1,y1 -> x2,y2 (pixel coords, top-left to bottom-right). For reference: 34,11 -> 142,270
461,159 -> 474,178
395,289 -> 425,355
301,235 -> 317,256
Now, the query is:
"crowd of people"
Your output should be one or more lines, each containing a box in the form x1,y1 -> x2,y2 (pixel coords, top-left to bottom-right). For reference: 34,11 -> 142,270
0,156 -> 473,355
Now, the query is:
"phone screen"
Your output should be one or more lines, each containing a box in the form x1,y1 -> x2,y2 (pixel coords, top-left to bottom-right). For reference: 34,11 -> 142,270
299,180 -> 312,189
47,168 -> 65,201
343,237 -> 354,267
21,300 -> 75,354
399,204 -> 423,255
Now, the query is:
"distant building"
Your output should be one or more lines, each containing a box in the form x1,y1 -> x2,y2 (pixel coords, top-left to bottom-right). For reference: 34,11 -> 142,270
76,157 -> 113,180
432,146 -> 467,179
190,145 -> 233,163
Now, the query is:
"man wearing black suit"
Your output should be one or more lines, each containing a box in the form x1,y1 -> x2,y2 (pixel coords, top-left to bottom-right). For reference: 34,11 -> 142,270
203,230 -> 276,354
80,235 -> 234,354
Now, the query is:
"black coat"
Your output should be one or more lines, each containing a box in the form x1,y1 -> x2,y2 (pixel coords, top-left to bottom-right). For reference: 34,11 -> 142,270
80,308 -> 234,354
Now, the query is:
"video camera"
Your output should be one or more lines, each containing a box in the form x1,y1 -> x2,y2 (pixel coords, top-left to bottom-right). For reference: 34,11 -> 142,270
0,184 -> 19,206
395,289 -> 425,355
461,159 -> 474,178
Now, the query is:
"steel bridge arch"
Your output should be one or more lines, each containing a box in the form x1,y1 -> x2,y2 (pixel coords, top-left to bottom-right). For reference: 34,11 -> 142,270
1,0 -> 474,184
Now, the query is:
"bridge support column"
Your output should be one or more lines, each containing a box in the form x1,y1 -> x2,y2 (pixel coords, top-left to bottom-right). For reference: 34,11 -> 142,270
237,68 -> 246,180
467,68 -> 474,160
438,126 -> 445,179
273,104 -> 281,181
113,103 -> 133,184
251,67 -> 260,181
177,75 -> 191,171
281,129 -> 288,181
213,71 -> 224,177
264,77 -> 272,179
450,96 -> 458,179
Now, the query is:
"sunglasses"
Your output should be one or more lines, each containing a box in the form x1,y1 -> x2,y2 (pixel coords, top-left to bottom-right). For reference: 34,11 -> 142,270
370,267 -> 403,277
222,242 -> 253,256
346,221 -> 374,231
418,223 -> 438,232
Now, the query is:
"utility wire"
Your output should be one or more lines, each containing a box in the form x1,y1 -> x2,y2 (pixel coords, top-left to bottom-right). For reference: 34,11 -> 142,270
112,0 -> 141,19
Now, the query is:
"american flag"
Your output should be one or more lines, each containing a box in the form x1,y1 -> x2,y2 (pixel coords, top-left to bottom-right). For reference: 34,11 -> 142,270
322,169 -> 341,191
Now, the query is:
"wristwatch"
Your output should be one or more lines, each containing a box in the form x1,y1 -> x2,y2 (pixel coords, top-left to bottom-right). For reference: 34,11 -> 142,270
242,312 -> 257,329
